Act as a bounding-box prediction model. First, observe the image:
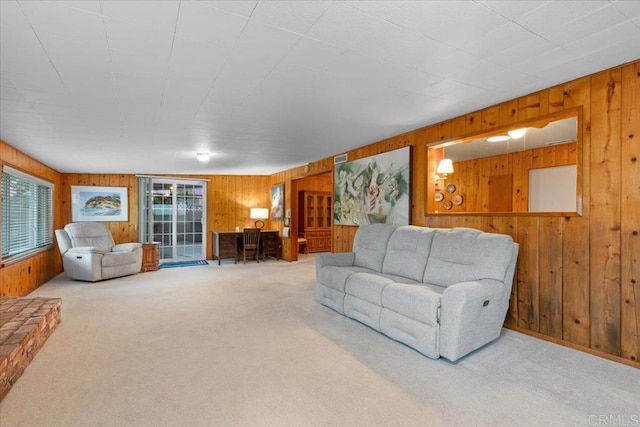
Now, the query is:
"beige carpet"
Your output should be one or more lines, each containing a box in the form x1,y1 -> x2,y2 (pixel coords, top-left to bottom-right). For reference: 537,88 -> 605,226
1,254 -> 638,427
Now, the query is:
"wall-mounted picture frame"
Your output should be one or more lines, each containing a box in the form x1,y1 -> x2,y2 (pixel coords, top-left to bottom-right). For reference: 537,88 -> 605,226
271,183 -> 284,221
71,185 -> 128,222
334,146 -> 411,226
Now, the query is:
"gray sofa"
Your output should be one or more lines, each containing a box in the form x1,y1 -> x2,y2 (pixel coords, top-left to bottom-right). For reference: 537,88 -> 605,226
316,224 -> 519,362
55,222 -> 143,282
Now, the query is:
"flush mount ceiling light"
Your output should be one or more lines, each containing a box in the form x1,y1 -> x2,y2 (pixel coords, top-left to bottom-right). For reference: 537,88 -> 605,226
196,152 -> 210,162
507,128 -> 528,139
487,135 -> 511,142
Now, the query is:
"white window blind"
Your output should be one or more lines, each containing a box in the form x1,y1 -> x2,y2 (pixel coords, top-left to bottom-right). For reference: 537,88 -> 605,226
1,165 -> 54,261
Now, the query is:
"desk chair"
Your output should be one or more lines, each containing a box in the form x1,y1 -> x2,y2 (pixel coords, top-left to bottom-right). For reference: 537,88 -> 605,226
239,228 -> 261,263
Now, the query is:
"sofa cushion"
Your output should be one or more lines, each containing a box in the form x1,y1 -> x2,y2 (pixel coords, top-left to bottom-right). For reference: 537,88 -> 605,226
318,265 -> 372,292
382,226 -> 436,281
423,228 -> 515,287
382,283 -> 442,326
345,273 -> 394,305
352,223 -> 395,272
378,272 -> 419,284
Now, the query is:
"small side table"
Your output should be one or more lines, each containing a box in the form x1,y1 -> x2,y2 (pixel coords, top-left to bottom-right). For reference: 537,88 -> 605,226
141,242 -> 160,272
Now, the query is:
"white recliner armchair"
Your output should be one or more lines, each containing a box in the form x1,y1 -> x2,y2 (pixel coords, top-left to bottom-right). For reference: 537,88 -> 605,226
55,222 -> 143,282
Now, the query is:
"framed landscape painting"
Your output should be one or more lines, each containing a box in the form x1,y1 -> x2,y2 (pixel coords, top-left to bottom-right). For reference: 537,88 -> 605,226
71,185 -> 128,222
334,146 -> 411,226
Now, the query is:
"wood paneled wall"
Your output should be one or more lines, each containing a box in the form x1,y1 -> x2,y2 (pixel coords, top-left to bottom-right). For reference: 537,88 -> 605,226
0,140 -> 64,296
308,60 -> 639,366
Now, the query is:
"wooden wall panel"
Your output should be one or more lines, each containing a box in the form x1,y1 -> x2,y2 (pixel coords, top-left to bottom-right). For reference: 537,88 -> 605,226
589,69 -> 622,355
620,61 -> 640,362
561,77 -> 592,348
538,217 -> 563,339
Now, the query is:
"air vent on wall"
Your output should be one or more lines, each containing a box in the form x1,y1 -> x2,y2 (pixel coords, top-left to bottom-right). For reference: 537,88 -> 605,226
334,153 -> 348,165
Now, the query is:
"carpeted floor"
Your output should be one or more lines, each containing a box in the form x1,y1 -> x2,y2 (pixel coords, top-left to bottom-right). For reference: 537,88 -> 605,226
0,254 -> 638,426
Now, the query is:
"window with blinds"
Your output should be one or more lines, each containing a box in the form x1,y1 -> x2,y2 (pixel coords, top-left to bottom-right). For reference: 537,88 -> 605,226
1,166 -> 54,262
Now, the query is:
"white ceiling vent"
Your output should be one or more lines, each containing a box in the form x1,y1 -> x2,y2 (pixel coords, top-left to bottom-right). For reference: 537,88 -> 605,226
334,153 -> 348,165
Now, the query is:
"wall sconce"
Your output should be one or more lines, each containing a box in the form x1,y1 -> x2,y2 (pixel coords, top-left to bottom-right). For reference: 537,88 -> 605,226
250,208 -> 269,229
436,158 -> 454,183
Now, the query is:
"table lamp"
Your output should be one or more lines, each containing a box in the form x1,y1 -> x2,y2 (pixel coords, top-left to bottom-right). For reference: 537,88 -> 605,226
250,208 -> 269,229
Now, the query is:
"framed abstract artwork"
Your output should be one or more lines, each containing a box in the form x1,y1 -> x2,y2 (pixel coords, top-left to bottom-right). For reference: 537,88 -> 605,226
334,146 -> 411,226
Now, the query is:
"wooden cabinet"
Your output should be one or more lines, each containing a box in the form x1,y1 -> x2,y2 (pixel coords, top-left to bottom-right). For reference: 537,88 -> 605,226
299,191 -> 332,253
141,242 -> 160,272
261,231 -> 279,260
213,232 -> 239,265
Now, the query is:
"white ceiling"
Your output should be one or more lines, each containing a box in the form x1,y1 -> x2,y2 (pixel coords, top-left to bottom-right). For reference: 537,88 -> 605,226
1,1 -> 639,175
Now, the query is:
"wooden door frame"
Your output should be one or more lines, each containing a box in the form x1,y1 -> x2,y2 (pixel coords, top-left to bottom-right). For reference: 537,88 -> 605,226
290,170 -> 333,262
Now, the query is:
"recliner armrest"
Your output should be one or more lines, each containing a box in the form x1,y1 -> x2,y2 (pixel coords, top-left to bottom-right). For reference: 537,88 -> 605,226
112,242 -> 142,252
439,278 -> 510,362
67,246 -> 106,255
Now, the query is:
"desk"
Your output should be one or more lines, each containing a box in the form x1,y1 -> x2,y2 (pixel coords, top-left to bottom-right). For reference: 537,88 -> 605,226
212,230 -> 279,265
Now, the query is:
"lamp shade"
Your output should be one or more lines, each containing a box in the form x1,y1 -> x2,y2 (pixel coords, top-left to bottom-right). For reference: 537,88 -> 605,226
250,208 -> 269,219
436,158 -> 454,175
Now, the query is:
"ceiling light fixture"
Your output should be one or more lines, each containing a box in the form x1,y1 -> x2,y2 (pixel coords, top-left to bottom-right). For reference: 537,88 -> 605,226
507,128 -> 527,139
487,135 -> 511,142
196,152 -> 210,162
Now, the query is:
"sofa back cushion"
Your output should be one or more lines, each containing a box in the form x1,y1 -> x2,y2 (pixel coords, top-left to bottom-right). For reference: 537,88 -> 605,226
382,226 -> 436,281
64,222 -> 115,252
353,224 -> 395,272
423,227 -> 515,287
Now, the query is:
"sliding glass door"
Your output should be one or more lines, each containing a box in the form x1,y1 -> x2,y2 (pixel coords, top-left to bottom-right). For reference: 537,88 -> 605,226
139,177 -> 207,261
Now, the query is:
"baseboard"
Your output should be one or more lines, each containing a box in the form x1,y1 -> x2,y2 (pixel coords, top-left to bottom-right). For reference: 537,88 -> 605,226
503,324 -> 640,370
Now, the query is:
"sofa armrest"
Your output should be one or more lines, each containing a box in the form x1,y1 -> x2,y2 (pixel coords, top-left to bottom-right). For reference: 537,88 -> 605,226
316,252 -> 355,269
67,246 -> 106,255
439,279 -> 511,362
315,252 -> 355,280
112,242 -> 142,252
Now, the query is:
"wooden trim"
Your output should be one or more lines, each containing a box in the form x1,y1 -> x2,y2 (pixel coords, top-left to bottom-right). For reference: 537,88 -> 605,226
505,324 -> 640,370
